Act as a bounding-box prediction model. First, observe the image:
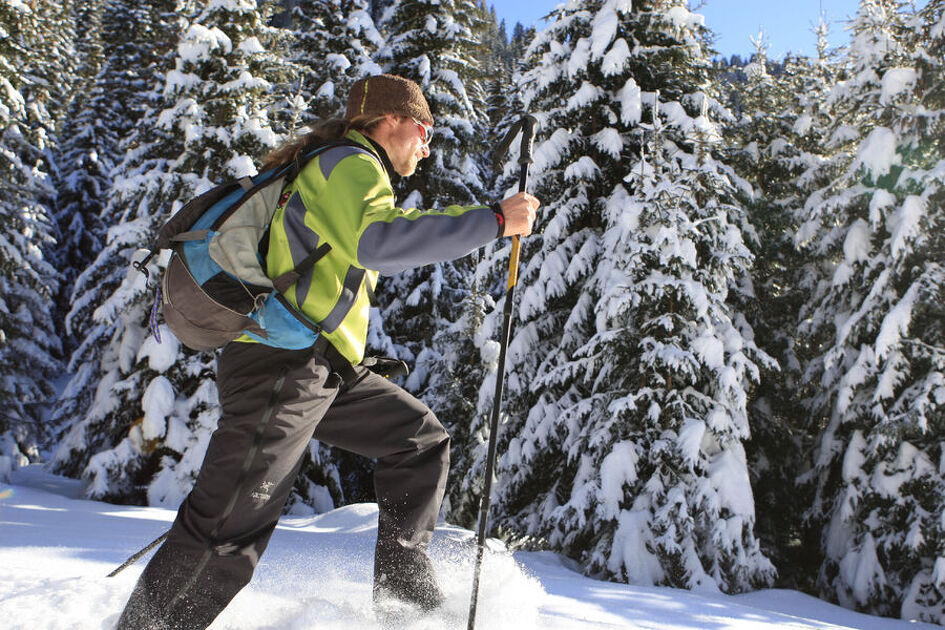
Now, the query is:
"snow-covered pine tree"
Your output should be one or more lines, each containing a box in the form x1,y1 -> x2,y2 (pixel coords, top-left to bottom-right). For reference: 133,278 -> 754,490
23,0 -> 76,265
51,0 -> 289,508
798,0 -> 945,621
0,1 -> 60,481
472,0 -> 775,592
281,0 -> 382,128
51,0 -> 190,482
51,0 -> 110,357
725,30 -> 839,585
25,0 -> 76,125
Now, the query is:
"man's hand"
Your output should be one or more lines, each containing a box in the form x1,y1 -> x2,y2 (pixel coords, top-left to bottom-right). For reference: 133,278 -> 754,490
499,192 -> 541,237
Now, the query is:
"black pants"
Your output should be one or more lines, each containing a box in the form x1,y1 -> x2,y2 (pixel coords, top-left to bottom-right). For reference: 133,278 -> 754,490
116,341 -> 450,630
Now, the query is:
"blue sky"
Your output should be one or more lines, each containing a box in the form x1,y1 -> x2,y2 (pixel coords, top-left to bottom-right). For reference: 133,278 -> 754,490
492,1 -> 872,59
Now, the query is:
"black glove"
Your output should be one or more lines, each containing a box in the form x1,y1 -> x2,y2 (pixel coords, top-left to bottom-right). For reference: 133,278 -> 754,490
361,356 -> 410,380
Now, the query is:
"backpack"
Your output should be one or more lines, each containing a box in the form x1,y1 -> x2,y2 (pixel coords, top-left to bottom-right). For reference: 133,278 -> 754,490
134,139 -> 370,352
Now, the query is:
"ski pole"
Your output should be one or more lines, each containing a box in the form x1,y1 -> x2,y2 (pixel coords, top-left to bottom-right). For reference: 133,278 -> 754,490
107,530 -> 168,577
466,113 -> 538,630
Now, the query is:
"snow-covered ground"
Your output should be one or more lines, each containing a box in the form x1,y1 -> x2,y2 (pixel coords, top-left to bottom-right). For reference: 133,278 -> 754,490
0,466 -> 938,630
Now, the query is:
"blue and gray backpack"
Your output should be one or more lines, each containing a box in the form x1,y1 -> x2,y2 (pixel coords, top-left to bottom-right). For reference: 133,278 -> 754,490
135,140 -> 369,352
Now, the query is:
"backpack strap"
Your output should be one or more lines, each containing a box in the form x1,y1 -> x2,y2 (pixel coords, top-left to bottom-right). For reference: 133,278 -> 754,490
286,138 -> 374,182
168,230 -> 210,242
271,241 -> 333,293
268,138 -> 385,297
365,277 -> 378,307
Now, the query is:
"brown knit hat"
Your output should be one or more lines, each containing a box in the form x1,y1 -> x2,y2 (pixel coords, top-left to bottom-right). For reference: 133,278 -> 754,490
346,74 -> 433,125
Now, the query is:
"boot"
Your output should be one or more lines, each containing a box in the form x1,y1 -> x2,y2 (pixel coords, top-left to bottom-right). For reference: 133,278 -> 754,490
373,546 -> 444,611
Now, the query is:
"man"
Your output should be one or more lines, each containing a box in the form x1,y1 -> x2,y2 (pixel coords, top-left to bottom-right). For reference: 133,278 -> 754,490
116,74 -> 540,629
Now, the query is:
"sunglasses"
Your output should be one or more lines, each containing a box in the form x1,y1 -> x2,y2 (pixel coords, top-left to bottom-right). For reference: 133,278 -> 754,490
411,117 -> 434,146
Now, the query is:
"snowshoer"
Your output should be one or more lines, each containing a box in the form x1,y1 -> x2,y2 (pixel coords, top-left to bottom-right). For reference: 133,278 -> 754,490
115,73 -> 540,630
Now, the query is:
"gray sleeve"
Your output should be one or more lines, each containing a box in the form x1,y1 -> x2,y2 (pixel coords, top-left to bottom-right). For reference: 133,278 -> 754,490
358,206 -> 499,275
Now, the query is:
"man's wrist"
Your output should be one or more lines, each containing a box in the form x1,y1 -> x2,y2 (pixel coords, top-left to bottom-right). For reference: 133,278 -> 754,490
491,202 -> 504,238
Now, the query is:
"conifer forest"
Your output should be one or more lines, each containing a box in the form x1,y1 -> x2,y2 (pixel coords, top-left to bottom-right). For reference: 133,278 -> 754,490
0,0 -> 942,624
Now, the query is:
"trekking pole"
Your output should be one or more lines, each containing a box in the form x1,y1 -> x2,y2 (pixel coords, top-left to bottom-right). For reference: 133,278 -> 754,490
466,113 -> 538,630
107,530 -> 168,577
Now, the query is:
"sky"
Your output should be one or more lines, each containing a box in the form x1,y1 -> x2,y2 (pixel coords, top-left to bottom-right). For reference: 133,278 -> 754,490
491,0 -> 902,59
2,464 -> 941,630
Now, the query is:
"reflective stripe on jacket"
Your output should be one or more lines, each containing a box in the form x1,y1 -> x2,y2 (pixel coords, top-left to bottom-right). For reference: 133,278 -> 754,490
242,130 -> 499,364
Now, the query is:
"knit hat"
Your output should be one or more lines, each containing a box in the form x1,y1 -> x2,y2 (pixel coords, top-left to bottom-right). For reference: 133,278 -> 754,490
346,74 -> 433,125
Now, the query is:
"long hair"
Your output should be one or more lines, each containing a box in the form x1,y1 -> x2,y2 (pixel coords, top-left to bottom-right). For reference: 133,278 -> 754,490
261,114 -> 387,171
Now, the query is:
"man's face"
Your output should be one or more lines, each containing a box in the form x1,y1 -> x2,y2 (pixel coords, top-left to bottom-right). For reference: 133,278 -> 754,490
387,116 -> 431,177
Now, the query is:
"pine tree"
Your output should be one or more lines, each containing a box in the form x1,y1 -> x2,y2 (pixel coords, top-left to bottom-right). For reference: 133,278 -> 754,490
280,0 -> 382,129
51,0 -> 287,507
470,0 -> 775,592
52,0 -> 110,356
0,0 -> 60,480
725,29 -> 840,587
50,0 -> 184,481
798,0 -> 945,621
26,0 -> 77,129
25,0 -> 77,269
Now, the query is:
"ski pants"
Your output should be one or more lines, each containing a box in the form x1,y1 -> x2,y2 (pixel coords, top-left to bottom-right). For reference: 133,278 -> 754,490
116,340 -> 450,630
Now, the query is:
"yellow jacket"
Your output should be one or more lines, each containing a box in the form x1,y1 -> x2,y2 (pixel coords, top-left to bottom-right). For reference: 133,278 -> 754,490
246,130 -> 500,364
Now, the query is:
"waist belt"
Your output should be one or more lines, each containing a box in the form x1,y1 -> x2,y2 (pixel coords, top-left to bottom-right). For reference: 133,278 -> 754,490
312,335 -> 360,387
311,337 -> 410,389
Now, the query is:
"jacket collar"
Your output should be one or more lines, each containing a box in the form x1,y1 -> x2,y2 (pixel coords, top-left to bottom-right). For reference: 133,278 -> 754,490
346,130 -> 398,184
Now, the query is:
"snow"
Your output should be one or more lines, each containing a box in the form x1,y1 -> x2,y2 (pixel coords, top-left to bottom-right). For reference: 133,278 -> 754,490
599,441 -> 638,519
567,37 -> 591,77
842,431 -> 867,483
592,127 -> 622,158
879,68 -> 917,105
2,466 -> 940,630
709,446 -> 757,518
206,0 -> 257,11
874,284 -> 918,362
692,333 -> 725,370
589,2 -> 619,59
601,37 -> 630,76
665,6 -> 705,31
853,127 -> 900,181
794,113 -> 813,136
567,80 -> 601,110
563,155 -> 599,181
141,376 -> 175,440
843,219 -> 872,265
610,506 -> 664,584
869,189 -> 896,226
137,325 -> 180,373
887,195 -> 925,258
934,558 -> 945,588
236,36 -> 264,56
677,419 -> 706,466
226,154 -> 257,178
179,24 -> 233,63
840,534 -> 888,607
617,77 -> 642,125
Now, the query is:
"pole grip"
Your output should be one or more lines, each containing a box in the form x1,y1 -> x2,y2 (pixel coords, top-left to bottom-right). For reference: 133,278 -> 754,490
518,115 -> 538,166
